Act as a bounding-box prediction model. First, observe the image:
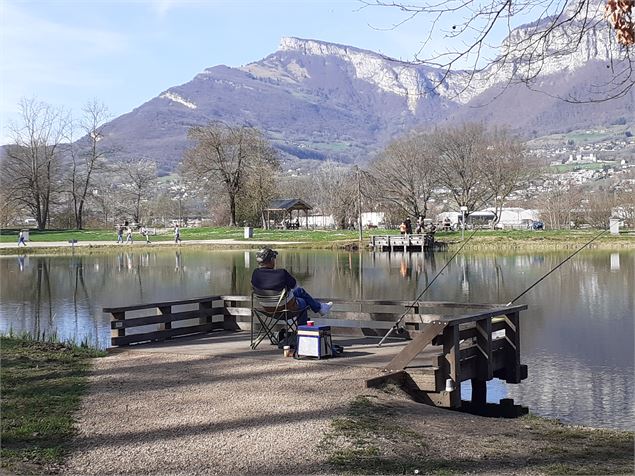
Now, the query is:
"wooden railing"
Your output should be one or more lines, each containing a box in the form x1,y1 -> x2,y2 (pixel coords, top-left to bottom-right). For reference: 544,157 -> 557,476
366,303 -> 528,408
106,296 -> 460,347
105,296 -> 244,347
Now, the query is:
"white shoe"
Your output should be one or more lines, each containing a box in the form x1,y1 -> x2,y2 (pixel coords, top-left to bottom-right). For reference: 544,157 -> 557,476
319,302 -> 333,316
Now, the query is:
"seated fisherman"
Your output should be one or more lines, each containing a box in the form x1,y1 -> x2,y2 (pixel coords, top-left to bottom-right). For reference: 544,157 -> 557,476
251,247 -> 332,325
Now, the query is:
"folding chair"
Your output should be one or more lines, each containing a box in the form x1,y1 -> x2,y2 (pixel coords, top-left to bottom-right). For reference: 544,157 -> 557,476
250,288 -> 304,350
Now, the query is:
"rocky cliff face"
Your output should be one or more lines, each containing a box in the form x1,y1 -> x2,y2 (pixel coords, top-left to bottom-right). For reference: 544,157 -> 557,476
97,7 -> 633,174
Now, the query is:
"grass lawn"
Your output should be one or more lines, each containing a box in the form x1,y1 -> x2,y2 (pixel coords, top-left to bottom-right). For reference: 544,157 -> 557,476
321,395 -> 634,475
0,336 -> 105,475
0,227 -> 632,248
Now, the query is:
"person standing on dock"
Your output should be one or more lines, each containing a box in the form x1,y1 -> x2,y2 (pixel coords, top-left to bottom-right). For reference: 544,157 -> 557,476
174,224 -> 181,245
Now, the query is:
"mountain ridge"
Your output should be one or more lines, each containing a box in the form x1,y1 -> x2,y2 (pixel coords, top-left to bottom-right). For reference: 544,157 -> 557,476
85,19 -> 634,174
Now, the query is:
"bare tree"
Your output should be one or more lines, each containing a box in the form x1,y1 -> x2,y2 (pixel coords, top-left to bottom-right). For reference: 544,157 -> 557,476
369,132 -> 437,219
241,153 -> 281,227
430,123 -> 493,214
183,122 -> 278,226
117,158 -> 157,224
66,100 -> 110,229
0,188 -> 23,227
537,185 -> 583,228
313,160 -> 357,228
1,98 -> 68,230
479,128 -> 536,226
90,178 -> 119,228
584,190 -> 618,227
362,0 -> 633,101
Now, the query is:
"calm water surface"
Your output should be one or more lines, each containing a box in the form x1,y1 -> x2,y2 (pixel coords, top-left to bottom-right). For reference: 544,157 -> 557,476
1,249 -> 633,430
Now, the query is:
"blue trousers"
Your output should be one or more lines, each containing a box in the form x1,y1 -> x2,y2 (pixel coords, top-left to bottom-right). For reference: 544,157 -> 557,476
292,287 -> 321,326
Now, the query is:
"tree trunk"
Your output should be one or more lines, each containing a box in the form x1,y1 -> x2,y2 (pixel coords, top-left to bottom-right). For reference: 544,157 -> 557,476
229,193 -> 237,226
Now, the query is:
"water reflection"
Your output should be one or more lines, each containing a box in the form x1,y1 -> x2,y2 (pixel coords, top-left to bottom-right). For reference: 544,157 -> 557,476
0,249 -> 633,430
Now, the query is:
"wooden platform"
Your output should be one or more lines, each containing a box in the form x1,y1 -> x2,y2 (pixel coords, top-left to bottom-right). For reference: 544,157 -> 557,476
370,234 -> 447,252
118,331 -> 443,371
105,296 -> 528,410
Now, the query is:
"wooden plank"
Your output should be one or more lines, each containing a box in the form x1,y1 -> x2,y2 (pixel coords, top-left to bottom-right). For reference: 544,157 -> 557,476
104,295 -> 221,313
436,304 -> 527,326
475,317 -> 493,380
315,299 -> 505,309
312,318 -> 423,329
384,322 -> 447,371
110,309 -> 215,329
223,307 -> 252,317
408,368 -> 441,392
220,295 -> 251,302
111,322 -> 224,346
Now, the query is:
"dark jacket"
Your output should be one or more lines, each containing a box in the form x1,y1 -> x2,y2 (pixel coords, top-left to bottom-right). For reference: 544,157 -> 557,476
251,268 -> 296,292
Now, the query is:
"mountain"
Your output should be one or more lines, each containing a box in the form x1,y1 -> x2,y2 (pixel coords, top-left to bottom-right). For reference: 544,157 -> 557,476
97,12 -> 633,175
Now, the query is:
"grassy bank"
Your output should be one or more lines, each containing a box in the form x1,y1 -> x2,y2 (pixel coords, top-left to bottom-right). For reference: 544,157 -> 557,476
0,336 -> 105,475
321,394 -> 634,475
1,226 -> 633,249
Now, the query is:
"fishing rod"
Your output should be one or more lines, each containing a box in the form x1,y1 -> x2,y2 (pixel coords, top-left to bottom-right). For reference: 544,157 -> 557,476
378,228 -> 479,347
506,227 -> 609,306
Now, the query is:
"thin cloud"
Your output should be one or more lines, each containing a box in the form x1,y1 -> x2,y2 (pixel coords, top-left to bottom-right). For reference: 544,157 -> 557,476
151,0 -> 179,19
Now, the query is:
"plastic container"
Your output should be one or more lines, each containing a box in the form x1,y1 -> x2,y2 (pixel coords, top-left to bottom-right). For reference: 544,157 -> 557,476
283,345 -> 292,357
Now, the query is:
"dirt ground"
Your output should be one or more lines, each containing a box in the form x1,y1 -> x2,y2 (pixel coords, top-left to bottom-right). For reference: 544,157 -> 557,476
62,351 -> 634,475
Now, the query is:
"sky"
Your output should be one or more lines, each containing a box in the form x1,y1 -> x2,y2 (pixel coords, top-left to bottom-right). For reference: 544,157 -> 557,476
0,0 -> 503,144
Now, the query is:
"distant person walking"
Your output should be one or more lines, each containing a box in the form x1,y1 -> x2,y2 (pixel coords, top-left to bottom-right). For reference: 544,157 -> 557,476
141,226 -> 151,244
17,231 -> 27,247
125,226 -> 134,244
116,224 -> 124,244
174,224 -> 181,245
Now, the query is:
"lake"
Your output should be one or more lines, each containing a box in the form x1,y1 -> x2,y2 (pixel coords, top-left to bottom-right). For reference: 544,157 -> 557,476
1,248 -> 633,430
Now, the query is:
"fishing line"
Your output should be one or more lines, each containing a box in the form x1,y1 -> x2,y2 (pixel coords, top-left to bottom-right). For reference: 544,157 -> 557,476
378,228 -> 478,347
506,227 -> 609,306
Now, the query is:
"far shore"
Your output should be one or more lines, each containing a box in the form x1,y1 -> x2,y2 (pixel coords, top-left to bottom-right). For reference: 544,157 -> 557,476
0,228 -> 633,255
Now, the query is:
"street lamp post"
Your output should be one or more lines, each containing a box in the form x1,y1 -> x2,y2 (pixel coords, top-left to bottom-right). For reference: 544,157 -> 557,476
460,206 -> 468,240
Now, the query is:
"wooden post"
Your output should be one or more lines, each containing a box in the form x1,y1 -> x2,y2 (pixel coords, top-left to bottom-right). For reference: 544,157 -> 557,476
475,317 -> 493,380
441,324 -> 461,407
504,312 -> 522,383
158,305 -> 172,331
199,301 -> 213,326
471,378 -> 487,407
111,311 -> 126,345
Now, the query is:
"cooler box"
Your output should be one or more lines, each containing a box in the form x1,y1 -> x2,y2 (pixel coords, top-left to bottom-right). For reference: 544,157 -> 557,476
296,325 -> 332,359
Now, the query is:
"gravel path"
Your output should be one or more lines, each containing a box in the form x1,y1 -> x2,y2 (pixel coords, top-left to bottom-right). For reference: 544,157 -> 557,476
63,350 -> 634,475
63,351 -> 375,475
